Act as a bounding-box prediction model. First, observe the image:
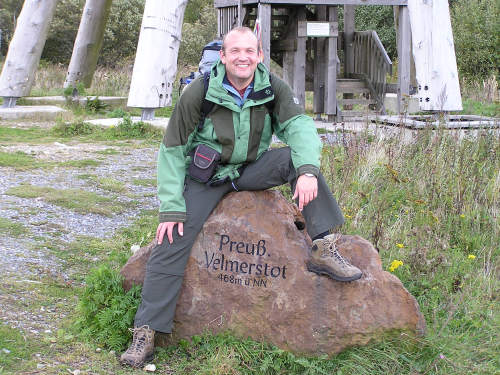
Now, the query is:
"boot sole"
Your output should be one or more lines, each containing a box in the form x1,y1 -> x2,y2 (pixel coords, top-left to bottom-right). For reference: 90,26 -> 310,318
307,261 -> 362,282
120,352 -> 155,368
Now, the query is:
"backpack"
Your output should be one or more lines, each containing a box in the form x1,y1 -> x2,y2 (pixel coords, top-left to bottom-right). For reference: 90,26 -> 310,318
197,72 -> 276,131
179,39 -> 222,93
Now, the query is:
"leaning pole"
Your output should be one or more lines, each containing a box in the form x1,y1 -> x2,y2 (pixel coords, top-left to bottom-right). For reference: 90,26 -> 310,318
64,0 -> 113,89
0,0 -> 59,107
127,0 -> 188,120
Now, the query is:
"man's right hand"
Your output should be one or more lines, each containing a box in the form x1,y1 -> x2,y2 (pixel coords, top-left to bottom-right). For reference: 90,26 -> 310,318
156,222 -> 184,245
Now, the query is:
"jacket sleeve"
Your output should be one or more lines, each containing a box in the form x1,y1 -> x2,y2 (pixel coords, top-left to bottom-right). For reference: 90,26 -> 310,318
157,77 -> 204,223
270,74 -> 322,177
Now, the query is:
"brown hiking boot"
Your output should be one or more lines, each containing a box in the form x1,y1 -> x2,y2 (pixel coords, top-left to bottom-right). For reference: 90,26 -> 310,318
120,325 -> 155,368
307,234 -> 363,282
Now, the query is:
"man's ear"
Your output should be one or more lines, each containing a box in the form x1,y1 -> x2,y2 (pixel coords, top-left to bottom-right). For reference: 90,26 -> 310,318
258,49 -> 264,63
219,49 -> 226,64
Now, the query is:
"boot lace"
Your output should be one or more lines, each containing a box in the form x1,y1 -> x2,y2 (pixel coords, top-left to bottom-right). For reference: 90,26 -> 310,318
127,325 -> 150,354
322,234 -> 349,267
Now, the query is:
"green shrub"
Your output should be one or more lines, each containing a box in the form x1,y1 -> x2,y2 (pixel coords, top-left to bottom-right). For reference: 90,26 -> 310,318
52,120 -> 95,136
354,5 -> 396,60
108,114 -> 163,139
85,96 -> 108,113
451,0 -> 499,81
178,2 -> 217,66
75,265 -> 141,351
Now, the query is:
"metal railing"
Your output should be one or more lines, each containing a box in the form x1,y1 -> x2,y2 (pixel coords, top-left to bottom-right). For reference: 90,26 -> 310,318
352,31 -> 392,110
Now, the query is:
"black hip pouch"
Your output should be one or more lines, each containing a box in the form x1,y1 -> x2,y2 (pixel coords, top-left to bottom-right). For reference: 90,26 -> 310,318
188,144 -> 221,183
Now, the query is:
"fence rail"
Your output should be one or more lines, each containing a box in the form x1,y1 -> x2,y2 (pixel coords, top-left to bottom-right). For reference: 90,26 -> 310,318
353,30 -> 392,110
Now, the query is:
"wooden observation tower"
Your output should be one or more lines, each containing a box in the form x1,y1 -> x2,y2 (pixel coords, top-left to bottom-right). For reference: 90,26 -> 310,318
216,0 -> 413,121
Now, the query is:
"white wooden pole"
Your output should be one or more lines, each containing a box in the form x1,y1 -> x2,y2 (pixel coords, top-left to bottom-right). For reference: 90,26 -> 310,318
0,0 -> 59,105
408,0 -> 462,111
127,0 -> 188,116
64,0 -> 113,89
396,5 -> 411,114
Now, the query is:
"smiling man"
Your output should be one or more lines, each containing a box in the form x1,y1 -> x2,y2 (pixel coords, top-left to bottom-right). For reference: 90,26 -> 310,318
120,26 -> 362,368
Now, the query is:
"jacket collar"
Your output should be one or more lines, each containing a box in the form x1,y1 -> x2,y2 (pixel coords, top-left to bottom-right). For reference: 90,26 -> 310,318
205,61 -> 274,110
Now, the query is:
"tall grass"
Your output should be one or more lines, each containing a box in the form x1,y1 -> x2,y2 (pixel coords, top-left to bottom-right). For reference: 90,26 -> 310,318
72,127 -> 499,374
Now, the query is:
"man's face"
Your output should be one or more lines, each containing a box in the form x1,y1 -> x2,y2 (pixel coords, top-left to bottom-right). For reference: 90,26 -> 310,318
220,31 -> 261,87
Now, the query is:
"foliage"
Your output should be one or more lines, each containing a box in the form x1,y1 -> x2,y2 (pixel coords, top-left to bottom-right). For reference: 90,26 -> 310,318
108,114 -> 163,139
43,0 -> 84,63
52,119 -> 95,136
0,0 -> 23,56
75,265 -> 142,351
85,96 -> 108,113
99,0 -> 145,66
353,6 -> 397,61
451,0 -> 499,81
42,0 -> 145,66
178,1 -> 218,66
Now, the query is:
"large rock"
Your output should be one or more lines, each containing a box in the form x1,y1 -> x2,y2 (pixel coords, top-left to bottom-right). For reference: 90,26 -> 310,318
121,190 -> 425,355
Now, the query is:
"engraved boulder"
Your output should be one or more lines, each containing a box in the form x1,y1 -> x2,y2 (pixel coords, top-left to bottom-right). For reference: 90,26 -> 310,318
121,190 -> 425,355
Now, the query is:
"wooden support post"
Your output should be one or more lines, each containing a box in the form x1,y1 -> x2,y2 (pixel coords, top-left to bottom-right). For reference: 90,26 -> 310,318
258,3 -> 271,69
397,5 -> 411,113
325,6 -> 338,122
344,5 -> 355,77
293,7 -> 306,110
282,8 -> 296,87
313,5 -> 327,119
0,0 -> 58,103
64,0 -> 113,89
128,0 -> 188,112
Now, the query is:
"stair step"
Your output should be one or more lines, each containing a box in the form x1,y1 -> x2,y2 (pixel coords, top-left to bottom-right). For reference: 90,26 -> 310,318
340,110 -> 376,117
336,86 -> 370,94
338,98 -> 376,105
336,79 -> 366,89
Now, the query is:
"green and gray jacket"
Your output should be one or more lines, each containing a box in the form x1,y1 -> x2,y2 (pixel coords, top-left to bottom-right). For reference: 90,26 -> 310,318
158,61 -> 322,223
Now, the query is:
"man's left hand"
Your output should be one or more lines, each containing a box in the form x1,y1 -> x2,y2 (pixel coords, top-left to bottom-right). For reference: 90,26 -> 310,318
292,174 -> 318,211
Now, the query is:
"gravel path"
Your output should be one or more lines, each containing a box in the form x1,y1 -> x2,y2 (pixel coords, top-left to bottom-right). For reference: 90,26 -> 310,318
1,141 -> 159,278
0,138 -> 159,339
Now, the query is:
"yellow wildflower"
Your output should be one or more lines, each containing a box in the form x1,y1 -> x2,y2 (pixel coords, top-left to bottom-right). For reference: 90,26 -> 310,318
345,214 -> 352,219
468,254 -> 476,260
389,260 -> 403,272
396,243 -> 404,248
460,214 -> 465,219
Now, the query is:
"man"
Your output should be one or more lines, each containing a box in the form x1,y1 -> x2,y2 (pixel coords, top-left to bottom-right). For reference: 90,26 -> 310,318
120,26 -> 362,368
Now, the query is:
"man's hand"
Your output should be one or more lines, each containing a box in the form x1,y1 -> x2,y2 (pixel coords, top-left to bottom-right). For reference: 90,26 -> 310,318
156,222 -> 184,245
292,174 -> 318,211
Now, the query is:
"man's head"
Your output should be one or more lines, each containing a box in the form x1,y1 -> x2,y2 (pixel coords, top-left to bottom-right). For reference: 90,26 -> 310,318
220,27 -> 262,89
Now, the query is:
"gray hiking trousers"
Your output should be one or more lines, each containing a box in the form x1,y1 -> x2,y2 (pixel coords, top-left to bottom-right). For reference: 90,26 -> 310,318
134,147 -> 344,333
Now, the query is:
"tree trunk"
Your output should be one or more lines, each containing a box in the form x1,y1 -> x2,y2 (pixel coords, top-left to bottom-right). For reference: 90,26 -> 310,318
64,0 -> 113,89
127,0 -> 188,109
0,0 -> 59,99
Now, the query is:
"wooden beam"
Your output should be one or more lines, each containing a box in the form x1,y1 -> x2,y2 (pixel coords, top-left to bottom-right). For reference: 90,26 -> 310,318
397,5 -> 410,113
293,7 -> 307,110
343,5 -> 355,76
282,8 -> 297,86
271,39 -> 297,52
215,0 -> 407,7
313,5 -> 327,116
324,6 -> 338,120
64,0 -> 113,89
258,3 -> 272,69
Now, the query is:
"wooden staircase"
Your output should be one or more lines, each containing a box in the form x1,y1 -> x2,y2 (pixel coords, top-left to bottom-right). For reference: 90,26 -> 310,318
336,78 -> 380,118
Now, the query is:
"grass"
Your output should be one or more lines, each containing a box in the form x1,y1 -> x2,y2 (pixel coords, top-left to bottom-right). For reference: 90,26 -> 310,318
0,150 -> 100,170
5,184 -> 130,217
132,178 -> 156,187
0,217 -> 29,237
